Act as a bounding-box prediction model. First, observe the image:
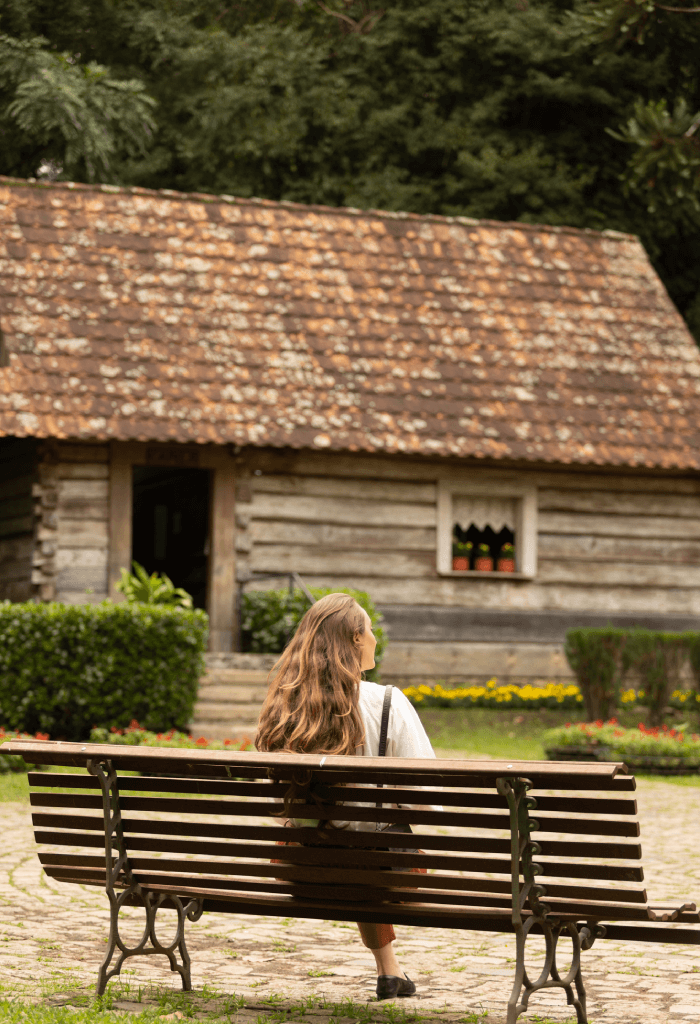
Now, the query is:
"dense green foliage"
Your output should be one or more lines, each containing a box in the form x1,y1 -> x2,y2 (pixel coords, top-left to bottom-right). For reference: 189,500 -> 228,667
0,0 -> 697,337
0,602 -> 207,740
241,585 -> 385,681
564,627 -> 629,720
565,627 -> 700,725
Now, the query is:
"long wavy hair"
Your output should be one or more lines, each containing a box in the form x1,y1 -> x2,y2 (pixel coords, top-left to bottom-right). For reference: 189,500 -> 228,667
255,592 -> 366,757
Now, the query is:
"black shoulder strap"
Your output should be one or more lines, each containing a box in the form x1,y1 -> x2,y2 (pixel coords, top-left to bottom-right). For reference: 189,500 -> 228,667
378,684 -> 393,758
375,685 -> 393,810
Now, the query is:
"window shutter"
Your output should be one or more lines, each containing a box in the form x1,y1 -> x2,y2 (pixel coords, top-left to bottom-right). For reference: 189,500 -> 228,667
453,495 -> 516,532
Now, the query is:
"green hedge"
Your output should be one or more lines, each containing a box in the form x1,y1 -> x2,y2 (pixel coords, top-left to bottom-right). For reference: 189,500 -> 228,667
241,586 -> 386,682
0,602 -> 208,741
565,627 -> 700,726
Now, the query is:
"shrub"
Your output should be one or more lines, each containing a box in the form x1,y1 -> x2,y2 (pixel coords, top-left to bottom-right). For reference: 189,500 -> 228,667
404,679 -> 584,710
565,627 -> 699,726
240,586 -> 386,681
0,601 -> 208,741
564,628 -> 629,720
89,719 -> 252,750
622,630 -> 693,727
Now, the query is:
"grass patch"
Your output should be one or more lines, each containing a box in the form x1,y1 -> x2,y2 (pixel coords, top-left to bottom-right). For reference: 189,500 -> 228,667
419,707 -> 577,760
0,987 -> 492,1024
634,772 -> 700,788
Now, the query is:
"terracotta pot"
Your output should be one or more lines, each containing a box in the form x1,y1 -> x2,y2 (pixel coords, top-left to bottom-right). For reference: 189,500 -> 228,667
474,556 -> 493,571
452,557 -> 469,571
497,558 -> 515,572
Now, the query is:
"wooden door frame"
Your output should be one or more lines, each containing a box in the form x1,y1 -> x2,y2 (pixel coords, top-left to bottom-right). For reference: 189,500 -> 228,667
108,441 -> 236,652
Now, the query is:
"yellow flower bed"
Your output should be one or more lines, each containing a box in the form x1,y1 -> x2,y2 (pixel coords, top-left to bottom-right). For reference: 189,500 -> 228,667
403,678 -> 584,710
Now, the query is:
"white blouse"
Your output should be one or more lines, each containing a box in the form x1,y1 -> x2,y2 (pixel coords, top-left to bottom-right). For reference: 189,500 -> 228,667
356,679 -> 437,759
289,681 -> 441,831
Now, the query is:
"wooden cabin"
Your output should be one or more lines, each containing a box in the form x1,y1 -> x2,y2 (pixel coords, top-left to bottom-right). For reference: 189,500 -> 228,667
1,176 -> 699,688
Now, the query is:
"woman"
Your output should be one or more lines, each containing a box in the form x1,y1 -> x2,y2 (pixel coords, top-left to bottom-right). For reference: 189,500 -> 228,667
256,592 -> 438,1001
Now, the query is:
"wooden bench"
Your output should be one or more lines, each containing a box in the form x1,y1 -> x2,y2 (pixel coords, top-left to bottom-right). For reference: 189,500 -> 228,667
3,739 -> 699,1024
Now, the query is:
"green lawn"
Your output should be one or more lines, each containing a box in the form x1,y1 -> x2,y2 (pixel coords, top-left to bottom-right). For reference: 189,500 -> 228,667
420,706 -> 575,760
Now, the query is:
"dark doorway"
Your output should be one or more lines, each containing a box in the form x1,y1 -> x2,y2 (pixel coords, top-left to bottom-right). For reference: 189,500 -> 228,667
132,467 -> 210,610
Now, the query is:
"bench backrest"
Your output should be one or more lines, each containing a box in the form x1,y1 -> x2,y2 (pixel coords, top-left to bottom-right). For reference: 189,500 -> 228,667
4,741 -> 647,923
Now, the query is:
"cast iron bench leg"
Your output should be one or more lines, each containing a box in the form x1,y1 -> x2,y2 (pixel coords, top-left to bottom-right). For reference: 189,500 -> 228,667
498,776 -> 606,1024
88,758 -> 204,995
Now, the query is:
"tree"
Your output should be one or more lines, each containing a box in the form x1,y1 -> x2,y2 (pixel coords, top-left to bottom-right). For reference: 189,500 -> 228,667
0,29 -> 155,181
0,0 -> 698,340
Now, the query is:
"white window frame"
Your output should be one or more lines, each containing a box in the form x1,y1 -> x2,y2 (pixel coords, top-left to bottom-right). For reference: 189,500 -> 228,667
437,478 -> 537,579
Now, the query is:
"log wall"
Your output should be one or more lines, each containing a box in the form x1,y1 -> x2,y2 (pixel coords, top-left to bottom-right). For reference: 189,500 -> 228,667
35,441 -> 111,604
239,447 -> 700,631
0,437 -> 38,601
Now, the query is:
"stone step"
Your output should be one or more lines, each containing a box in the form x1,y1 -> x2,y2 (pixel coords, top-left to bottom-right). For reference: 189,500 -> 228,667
197,684 -> 268,703
193,700 -> 262,720
199,669 -> 270,687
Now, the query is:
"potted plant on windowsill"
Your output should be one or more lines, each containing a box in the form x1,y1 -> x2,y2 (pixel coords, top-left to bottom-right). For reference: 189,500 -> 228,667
497,542 -> 515,572
452,540 -> 473,571
474,543 -> 493,572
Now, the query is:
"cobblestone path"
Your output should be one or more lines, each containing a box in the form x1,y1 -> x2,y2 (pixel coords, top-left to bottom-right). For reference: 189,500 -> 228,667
1,777 -> 699,1023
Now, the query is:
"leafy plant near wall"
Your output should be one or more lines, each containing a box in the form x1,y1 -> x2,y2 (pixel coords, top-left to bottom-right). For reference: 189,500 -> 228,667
116,561 -> 193,608
0,602 -> 207,741
240,586 -> 385,682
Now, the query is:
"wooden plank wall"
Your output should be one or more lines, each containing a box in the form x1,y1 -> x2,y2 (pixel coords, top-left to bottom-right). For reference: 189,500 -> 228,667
35,441 -> 111,604
0,437 -> 38,601
240,449 -> 700,617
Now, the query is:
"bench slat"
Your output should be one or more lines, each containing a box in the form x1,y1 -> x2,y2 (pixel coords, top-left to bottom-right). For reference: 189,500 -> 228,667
40,864 -> 657,921
37,852 -> 647,904
22,759 -> 637,790
26,773 -> 639,816
601,924 -> 700,944
4,740 -> 625,776
137,880 -> 659,925
28,793 -> 641,838
30,812 -> 644,861
34,830 -> 645,881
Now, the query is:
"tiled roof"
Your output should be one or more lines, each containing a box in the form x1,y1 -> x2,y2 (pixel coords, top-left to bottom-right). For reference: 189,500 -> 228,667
0,176 -> 699,469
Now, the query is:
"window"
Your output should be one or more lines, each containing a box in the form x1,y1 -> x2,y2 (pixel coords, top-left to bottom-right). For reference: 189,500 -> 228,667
437,479 -> 537,578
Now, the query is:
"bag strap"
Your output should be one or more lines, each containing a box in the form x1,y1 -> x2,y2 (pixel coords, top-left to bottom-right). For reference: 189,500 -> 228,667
375,685 -> 393,809
378,684 -> 393,758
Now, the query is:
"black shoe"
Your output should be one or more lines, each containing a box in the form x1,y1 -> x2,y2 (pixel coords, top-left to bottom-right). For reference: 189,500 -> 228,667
376,974 -> 416,1000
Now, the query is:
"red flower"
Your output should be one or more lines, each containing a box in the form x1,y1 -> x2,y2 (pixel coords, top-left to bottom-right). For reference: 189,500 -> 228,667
35,732 -> 49,741
195,736 -> 208,746
595,720 -> 603,728
224,739 -> 231,746
608,717 -> 618,725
